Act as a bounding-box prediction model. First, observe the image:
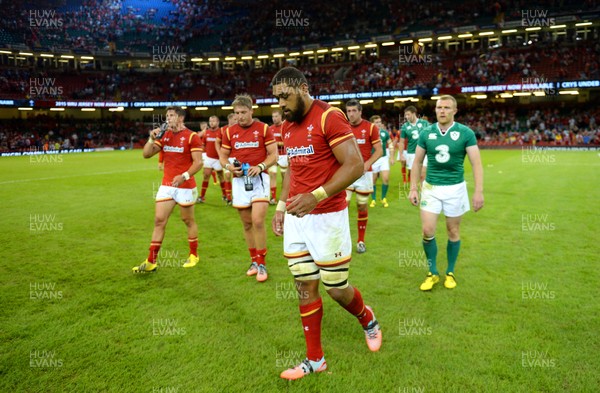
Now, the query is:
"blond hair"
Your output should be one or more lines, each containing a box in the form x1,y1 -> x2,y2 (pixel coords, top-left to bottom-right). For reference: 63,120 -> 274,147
232,94 -> 253,109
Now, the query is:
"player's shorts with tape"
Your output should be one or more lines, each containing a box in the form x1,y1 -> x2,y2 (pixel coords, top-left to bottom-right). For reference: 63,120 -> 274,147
420,180 -> 470,217
203,156 -> 222,171
371,155 -> 390,173
156,186 -> 198,206
406,153 -> 428,170
347,172 -> 373,194
283,207 -> 352,282
268,155 -> 289,173
232,172 -> 270,208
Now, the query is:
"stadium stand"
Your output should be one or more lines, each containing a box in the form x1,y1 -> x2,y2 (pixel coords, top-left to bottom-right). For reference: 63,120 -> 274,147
0,0 -> 598,151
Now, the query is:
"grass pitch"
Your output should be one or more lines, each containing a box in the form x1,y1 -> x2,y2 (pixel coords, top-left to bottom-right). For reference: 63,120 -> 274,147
1,148 -> 599,392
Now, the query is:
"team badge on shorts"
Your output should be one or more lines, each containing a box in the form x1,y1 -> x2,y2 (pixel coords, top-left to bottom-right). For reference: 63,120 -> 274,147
450,131 -> 460,141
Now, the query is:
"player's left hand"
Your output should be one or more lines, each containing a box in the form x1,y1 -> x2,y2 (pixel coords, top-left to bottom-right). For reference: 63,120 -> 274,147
272,211 -> 285,236
286,193 -> 317,218
247,166 -> 262,177
408,190 -> 419,206
171,175 -> 185,187
363,162 -> 370,173
472,191 -> 484,212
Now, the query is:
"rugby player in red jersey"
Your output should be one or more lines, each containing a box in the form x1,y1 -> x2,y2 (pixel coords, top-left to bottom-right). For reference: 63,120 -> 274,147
133,106 -> 203,272
220,95 -> 278,282
197,116 -> 227,203
271,67 -> 382,380
267,109 -> 287,204
345,100 -> 382,254
216,113 -> 237,205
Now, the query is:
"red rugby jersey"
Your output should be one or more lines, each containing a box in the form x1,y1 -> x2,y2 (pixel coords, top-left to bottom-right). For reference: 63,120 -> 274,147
350,119 -> 381,165
154,127 -> 202,188
220,120 -> 275,168
203,127 -> 220,159
282,100 -> 355,214
269,123 -> 285,155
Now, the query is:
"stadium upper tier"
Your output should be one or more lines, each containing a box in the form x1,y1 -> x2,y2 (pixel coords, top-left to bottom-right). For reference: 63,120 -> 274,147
1,0 -> 598,55
1,40 -> 597,101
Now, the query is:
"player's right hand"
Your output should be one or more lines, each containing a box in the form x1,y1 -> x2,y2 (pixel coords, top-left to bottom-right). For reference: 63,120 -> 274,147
231,165 -> 243,177
272,211 -> 285,236
408,190 -> 419,206
149,128 -> 160,139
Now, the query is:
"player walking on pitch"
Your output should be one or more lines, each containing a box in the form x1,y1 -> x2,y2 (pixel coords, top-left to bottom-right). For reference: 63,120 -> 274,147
400,106 -> 430,184
345,100 -> 383,253
219,94 -> 278,282
369,115 -> 394,207
197,116 -> 227,203
271,67 -> 382,381
133,106 -> 203,272
268,109 -> 287,204
408,95 -> 484,290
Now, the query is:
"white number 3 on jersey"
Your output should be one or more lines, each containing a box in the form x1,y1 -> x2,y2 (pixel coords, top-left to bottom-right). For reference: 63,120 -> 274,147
435,144 -> 450,163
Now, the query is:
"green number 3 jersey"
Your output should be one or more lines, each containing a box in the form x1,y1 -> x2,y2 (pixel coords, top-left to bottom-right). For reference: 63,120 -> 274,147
401,119 -> 430,153
417,122 -> 477,186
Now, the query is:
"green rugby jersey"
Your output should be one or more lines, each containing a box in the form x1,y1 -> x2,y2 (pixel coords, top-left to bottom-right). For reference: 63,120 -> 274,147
401,118 -> 430,153
417,122 -> 477,185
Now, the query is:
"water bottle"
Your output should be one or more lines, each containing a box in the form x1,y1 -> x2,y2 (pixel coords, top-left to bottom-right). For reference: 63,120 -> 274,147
241,163 -> 253,191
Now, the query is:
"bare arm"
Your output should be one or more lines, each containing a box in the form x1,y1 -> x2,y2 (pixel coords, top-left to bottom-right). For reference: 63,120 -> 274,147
286,138 -> 363,217
247,143 -> 278,176
171,150 -> 203,187
398,137 -> 406,161
143,128 -> 161,158
272,169 -> 291,236
364,141 -> 383,172
466,145 -> 484,212
408,146 -> 426,206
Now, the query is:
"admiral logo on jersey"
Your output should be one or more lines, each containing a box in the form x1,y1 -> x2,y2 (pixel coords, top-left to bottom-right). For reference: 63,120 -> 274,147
287,145 -> 315,157
234,141 -> 260,149
163,146 -> 185,153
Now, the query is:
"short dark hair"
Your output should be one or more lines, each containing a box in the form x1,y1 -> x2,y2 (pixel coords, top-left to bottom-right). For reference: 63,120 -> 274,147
404,106 -> 417,114
271,66 -> 308,88
370,115 -> 381,122
346,99 -> 362,111
166,106 -> 186,118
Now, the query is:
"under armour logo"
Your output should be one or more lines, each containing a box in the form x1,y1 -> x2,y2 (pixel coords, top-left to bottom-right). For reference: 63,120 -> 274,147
334,252 -> 342,258
284,132 -> 290,139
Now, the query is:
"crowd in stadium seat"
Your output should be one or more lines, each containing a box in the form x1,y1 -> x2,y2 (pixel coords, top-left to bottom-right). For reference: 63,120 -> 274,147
2,0 -> 598,53
464,106 -> 600,145
0,114 -> 144,152
2,105 -> 599,153
1,36 -> 597,101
